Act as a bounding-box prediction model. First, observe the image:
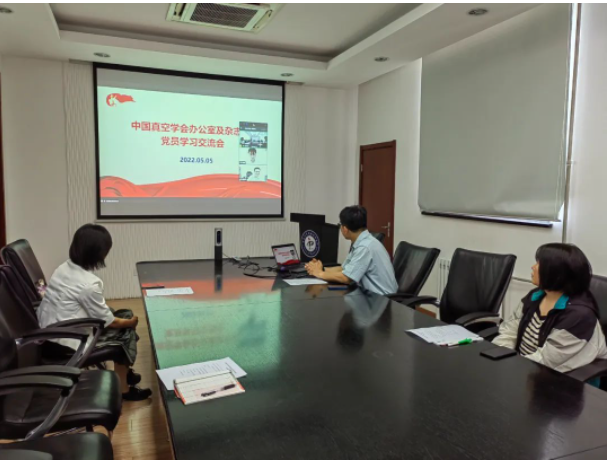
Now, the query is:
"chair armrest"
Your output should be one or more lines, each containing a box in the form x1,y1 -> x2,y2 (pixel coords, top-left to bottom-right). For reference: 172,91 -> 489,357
478,326 -> 500,341
17,327 -> 89,344
565,359 -> 607,382
47,320 -> 106,367
386,292 -> 416,300
47,318 -> 106,329
391,295 -> 439,308
0,375 -> 78,440
17,328 -> 91,368
0,375 -> 74,396
455,312 -> 501,327
0,365 -> 81,381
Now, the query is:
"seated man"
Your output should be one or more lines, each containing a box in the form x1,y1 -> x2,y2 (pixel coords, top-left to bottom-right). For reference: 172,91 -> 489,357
305,205 -> 398,295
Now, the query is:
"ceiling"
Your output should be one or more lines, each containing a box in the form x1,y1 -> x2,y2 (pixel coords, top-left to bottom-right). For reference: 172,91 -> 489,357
0,3 -> 540,88
51,3 -> 420,59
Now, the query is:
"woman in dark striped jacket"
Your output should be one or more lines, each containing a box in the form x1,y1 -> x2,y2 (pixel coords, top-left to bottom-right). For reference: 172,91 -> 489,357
493,243 -> 606,373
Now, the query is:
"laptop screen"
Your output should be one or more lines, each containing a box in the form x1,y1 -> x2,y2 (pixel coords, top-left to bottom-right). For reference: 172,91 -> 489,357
272,244 -> 301,267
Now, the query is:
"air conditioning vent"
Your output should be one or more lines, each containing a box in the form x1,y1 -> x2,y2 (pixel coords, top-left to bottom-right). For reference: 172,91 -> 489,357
191,4 -> 258,28
167,3 -> 283,32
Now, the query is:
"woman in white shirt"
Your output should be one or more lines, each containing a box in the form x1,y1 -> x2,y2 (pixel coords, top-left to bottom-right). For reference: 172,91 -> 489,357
37,224 -> 151,401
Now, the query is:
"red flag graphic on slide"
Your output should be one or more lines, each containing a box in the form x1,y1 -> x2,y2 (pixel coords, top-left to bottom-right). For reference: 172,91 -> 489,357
106,93 -> 135,106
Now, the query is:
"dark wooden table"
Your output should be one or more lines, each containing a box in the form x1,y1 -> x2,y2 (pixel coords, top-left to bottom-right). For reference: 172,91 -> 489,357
137,258 -> 607,460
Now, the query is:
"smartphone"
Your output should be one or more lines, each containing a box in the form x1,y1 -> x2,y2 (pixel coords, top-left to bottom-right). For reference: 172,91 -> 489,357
480,347 -> 518,360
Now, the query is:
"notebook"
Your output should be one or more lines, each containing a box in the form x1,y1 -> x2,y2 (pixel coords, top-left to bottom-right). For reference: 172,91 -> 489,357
406,325 -> 483,346
174,370 -> 244,405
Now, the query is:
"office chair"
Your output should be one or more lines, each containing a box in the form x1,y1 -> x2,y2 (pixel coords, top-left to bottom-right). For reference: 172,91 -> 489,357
566,275 -> 607,388
1,239 -> 46,309
0,433 -> 113,460
398,248 -> 516,328
0,334 -> 121,439
0,269 -> 122,439
0,264 -> 125,368
370,232 -> 385,243
387,241 -> 440,301
0,346 -> 114,459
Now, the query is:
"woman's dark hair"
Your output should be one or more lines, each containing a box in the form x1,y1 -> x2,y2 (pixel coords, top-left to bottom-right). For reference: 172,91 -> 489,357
535,243 -> 591,296
339,205 -> 367,232
69,224 -> 113,271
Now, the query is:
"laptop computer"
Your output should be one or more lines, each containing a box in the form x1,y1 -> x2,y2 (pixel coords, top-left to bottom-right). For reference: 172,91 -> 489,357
271,243 -> 308,274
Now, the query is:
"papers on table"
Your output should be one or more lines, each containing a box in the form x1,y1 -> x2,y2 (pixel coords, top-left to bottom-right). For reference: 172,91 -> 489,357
146,287 -> 194,297
174,370 -> 244,405
406,325 -> 483,346
156,357 -> 246,391
283,278 -> 328,286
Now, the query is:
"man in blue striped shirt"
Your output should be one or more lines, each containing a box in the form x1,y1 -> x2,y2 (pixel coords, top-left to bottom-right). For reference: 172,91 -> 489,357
305,206 -> 398,295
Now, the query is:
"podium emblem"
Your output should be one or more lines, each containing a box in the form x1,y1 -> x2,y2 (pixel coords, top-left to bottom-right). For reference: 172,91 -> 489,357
301,230 -> 320,258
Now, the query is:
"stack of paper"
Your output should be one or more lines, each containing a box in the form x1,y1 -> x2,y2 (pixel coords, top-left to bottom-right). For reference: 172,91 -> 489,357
174,370 -> 244,405
146,287 -> 194,297
156,357 -> 247,391
406,325 -> 483,346
283,278 -> 327,286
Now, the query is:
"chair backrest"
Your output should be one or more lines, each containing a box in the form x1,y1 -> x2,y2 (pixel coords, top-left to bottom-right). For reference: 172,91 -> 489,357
0,336 -> 19,373
440,248 -> 517,324
0,265 -> 41,367
589,275 -> 607,337
370,232 -> 385,244
0,240 -> 46,307
393,241 -> 440,295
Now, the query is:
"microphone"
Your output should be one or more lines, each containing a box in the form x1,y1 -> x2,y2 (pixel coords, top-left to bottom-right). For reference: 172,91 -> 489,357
214,228 -> 222,265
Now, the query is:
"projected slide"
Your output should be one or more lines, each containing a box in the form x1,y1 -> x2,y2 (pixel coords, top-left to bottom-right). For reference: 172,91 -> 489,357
95,65 -> 284,218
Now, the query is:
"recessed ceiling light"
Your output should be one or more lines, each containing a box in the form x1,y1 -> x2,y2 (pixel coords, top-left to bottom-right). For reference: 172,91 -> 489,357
0,6 -> 13,14
374,56 -> 389,62
94,52 -> 111,58
468,8 -> 488,16
281,73 -> 294,77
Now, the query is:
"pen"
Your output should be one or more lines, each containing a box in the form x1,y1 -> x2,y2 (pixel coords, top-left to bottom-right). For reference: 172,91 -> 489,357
446,338 -> 475,347
201,384 -> 236,397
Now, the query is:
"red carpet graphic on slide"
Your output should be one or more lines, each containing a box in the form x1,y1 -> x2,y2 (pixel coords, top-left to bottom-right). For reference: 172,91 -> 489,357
100,174 -> 281,199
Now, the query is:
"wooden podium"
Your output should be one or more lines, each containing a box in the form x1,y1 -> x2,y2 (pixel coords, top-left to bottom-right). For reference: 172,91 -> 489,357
290,213 -> 340,264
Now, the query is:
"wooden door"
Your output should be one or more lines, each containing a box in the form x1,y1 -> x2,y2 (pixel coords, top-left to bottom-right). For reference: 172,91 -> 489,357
359,141 -> 396,256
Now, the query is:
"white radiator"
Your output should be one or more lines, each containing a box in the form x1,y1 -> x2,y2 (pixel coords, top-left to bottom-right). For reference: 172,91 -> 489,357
438,258 -> 451,298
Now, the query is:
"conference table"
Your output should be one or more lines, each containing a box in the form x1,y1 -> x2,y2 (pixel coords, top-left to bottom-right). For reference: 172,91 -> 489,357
137,258 -> 607,460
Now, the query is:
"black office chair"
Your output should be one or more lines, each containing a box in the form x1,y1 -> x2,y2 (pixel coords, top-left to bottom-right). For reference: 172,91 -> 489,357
387,241 -> 440,301
370,232 -> 385,243
1,239 -> 46,309
0,433 -> 113,460
566,275 -> 607,388
0,269 -> 122,439
0,264 -> 125,369
0,344 -> 114,459
398,248 -> 516,328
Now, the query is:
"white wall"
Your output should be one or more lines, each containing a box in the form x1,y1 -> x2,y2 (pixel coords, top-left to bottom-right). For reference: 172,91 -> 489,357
301,86 -> 359,222
566,3 -> 607,274
1,57 -> 70,277
357,3 -> 607,313
1,58 -> 357,298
